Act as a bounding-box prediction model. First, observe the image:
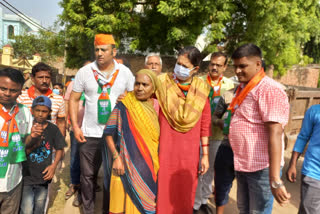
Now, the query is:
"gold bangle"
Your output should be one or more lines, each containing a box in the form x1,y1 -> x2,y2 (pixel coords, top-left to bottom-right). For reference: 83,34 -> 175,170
113,153 -> 120,160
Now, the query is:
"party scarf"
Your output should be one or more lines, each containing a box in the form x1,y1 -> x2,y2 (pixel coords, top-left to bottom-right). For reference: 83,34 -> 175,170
92,69 -> 119,124
207,75 -> 223,113
27,85 -> 52,99
172,74 -> 191,97
223,69 -> 265,134
0,104 -> 26,178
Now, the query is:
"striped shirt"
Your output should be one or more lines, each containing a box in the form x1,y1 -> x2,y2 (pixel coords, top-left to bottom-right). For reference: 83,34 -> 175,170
0,103 -> 33,192
17,90 -> 65,124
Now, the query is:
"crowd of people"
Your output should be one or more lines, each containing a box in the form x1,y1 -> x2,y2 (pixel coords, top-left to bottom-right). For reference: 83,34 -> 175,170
0,33 -> 318,214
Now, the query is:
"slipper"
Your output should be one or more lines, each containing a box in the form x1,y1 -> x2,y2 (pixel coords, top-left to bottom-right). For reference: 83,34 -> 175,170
65,184 -> 79,200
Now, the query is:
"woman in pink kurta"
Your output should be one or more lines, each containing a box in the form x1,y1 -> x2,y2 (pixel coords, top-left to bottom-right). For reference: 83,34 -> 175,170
155,46 -> 212,214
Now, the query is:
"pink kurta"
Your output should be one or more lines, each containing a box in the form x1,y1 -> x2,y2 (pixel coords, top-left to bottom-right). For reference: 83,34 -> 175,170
156,99 -> 211,214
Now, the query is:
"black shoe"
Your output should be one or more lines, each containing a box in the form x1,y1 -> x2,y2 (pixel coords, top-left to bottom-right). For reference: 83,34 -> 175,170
200,204 -> 213,214
95,184 -> 102,192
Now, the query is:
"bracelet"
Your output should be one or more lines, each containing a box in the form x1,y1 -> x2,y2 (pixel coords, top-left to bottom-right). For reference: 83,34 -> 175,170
112,150 -> 117,157
113,153 -> 120,161
201,144 -> 209,147
202,153 -> 209,156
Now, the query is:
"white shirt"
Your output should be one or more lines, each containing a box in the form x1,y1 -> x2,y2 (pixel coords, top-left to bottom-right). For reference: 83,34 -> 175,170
73,60 -> 135,138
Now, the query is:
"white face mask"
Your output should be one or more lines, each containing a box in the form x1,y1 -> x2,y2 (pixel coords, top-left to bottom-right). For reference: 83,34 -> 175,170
52,89 -> 60,95
173,63 -> 195,81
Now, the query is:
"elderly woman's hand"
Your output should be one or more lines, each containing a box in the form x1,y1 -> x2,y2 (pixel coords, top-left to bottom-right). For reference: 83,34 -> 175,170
112,155 -> 125,176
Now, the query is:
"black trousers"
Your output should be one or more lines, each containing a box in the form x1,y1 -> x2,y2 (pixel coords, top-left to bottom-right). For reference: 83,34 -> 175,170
79,137 -> 103,214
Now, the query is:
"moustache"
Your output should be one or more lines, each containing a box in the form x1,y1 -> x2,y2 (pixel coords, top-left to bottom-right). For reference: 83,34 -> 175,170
41,83 -> 49,87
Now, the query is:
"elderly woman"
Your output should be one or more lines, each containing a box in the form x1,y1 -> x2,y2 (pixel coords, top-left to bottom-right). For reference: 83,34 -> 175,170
104,69 -> 159,214
155,46 -> 212,214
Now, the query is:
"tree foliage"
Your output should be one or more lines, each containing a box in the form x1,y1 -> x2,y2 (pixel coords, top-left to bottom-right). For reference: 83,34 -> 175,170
59,0 -> 320,75
223,0 -> 320,75
10,30 -> 65,63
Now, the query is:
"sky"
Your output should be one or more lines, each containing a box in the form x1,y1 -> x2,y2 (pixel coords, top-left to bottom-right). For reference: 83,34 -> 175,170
1,0 -> 63,28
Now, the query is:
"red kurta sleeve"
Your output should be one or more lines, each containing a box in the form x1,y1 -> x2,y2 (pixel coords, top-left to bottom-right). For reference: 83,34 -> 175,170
200,98 -> 212,137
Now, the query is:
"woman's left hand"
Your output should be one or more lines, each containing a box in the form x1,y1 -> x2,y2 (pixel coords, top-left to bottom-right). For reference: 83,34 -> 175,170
199,154 -> 209,175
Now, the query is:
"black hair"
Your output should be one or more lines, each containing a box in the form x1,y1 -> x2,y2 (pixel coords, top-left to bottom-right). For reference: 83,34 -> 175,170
32,62 -> 52,77
0,68 -> 25,87
178,46 -> 202,67
53,83 -> 63,89
211,52 -> 228,65
231,43 -> 262,60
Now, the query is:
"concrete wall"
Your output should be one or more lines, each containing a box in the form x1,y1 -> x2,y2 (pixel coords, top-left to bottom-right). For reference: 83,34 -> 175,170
274,65 -> 320,88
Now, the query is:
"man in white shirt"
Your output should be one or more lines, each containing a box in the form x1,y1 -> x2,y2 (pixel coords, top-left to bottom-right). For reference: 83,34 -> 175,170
69,34 -> 135,214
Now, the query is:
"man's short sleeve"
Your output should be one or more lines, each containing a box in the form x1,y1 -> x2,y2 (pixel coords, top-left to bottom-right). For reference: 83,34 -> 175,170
126,69 -> 135,92
72,69 -> 85,93
258,83 -> 289,126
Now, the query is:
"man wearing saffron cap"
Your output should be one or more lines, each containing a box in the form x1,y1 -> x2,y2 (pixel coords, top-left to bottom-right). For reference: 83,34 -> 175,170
69,34 -> 135,214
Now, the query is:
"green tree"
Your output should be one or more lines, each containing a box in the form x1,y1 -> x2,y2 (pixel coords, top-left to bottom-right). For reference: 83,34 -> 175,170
10,30 -> 65,63
59,0 -> 320,75
222,0 -> 320,75
58,0 -> 232,68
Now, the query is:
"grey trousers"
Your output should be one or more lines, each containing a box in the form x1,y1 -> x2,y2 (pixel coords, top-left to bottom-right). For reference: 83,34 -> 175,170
194,140 -> 222,210
299,175 -> 320,214
0,181 -> 22,214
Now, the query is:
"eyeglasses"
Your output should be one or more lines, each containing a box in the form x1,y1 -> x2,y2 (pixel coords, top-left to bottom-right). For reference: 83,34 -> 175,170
209,63 -> 224,68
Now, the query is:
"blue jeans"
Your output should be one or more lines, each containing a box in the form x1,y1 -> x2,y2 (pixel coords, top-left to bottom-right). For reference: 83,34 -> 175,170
236,168 -> 274,214
20,184 -> 48,214
70,131 -> 81,185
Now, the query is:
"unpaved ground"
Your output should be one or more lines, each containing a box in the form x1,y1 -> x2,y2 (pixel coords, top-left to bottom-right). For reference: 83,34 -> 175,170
48,135 -> 302,214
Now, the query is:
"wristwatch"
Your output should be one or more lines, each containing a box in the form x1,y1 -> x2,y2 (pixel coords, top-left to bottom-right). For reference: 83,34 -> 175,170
271,180 -> 284,189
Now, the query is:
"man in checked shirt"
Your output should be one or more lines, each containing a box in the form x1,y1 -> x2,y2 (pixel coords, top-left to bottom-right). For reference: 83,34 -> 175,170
227,44 -> 291,214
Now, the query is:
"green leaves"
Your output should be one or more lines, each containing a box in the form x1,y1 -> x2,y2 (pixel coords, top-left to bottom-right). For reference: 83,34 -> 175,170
10,30 -> 65,63
58,0 -> 320,72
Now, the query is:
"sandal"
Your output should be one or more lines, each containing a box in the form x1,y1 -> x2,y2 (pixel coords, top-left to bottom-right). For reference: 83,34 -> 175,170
65,184 -> 79,200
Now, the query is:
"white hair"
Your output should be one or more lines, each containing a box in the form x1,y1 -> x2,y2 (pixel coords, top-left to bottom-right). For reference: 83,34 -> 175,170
145,52 -> 162,66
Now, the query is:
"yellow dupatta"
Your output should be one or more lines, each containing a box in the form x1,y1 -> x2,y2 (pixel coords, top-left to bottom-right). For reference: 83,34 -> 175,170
122,69 -> 160,174
156,73 -> 210,133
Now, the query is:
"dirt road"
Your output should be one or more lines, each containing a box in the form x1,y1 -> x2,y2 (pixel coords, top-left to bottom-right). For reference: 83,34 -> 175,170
48,136 -> 302,214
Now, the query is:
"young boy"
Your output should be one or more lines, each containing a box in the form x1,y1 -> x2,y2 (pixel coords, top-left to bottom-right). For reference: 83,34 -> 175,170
53,83 -> 64,96
20,96 -> 65,214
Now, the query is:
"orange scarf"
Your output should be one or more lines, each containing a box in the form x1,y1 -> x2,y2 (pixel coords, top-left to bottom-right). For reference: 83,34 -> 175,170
173,74 -> 191,92
207,74 -> 223,97
228,69 -> 265,113
0,104 -> 26,178
223,69 -> 265,135
27,85 -> 52,99
92,69 -> 119,124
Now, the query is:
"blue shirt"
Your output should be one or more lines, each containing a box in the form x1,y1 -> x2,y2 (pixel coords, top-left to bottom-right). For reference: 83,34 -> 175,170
293,104 -> 320,181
